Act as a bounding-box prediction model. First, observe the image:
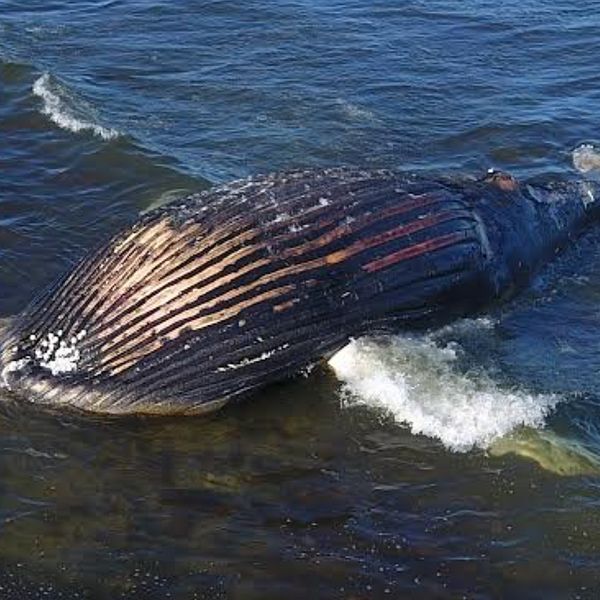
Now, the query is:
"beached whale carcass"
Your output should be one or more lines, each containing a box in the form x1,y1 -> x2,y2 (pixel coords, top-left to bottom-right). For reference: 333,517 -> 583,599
1,167 -> 598,414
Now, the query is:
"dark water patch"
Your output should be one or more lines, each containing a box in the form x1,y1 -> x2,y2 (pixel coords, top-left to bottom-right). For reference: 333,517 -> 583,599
0,59 -> 203,314
0,378 -> 598,596
3,0 -> 597,181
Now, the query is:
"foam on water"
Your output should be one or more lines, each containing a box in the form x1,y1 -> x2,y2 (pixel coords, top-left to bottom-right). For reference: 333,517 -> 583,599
32,73 -> 119,141
336,98 -> 377,122
328,322 -> 559,452
572,143 -> 600,175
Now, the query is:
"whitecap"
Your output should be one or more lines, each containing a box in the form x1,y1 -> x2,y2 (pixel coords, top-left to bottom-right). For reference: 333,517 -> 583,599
336,98 -> 376,121
32,73 -> 119,141
328,328 -> 559,452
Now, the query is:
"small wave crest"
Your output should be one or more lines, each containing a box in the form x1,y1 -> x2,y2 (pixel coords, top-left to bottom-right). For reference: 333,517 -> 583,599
328,322 -> 559,452
32,73 -> 119,141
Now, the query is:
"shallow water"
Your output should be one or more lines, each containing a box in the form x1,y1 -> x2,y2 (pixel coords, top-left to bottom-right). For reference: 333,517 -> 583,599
1,1 -> 600,597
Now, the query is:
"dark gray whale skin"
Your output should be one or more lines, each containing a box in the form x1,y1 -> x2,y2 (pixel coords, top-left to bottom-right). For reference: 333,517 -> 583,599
1,168 -> 599,415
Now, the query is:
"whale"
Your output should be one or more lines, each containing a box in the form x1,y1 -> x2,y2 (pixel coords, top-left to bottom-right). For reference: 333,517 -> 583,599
1,167 -> 599,415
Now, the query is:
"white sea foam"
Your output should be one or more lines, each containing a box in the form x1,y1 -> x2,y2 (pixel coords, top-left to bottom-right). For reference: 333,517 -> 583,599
336,99 -> 376,121
328,325 -> 559,452
572,143 -> 600,175
32,73 -> 119,141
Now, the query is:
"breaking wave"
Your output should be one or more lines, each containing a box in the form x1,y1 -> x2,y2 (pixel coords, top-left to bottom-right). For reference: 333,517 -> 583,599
328,321 -> 560,452
32,73 -> 119,141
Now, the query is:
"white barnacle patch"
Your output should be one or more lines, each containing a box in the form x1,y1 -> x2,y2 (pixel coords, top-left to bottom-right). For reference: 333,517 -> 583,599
1,357 -> 31,389
33,329 -> 86,376
215,343 -> 290,372
270,212 -> 291,225
580,181 -> 596,208
301,362 -> 316,377
586,188 -> 595,207
288,222 -> 308,233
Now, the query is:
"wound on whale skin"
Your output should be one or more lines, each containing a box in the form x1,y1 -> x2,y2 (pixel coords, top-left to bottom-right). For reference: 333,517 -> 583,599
1,168 -> 598,415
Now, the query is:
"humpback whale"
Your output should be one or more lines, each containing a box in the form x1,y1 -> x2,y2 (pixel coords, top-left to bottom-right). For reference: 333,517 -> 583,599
1,167 -> 599,414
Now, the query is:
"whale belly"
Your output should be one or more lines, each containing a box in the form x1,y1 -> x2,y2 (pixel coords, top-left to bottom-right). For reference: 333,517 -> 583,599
0,169 -> 491,414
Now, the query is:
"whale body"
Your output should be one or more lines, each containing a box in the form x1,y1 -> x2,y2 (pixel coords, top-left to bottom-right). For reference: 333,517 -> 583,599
1,168 -> 598,414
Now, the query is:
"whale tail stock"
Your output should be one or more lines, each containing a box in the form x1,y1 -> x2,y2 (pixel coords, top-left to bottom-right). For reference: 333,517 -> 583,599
0,166 -> 595,415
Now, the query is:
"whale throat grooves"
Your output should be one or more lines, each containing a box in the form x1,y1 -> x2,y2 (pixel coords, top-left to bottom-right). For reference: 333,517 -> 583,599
1,169 -> 496,414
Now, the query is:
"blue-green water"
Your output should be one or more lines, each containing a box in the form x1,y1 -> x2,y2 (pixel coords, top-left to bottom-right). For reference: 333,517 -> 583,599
1,1 -> 600,597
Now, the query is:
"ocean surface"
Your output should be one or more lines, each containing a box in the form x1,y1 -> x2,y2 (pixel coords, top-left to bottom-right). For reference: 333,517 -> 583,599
1,1 -> 600,597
